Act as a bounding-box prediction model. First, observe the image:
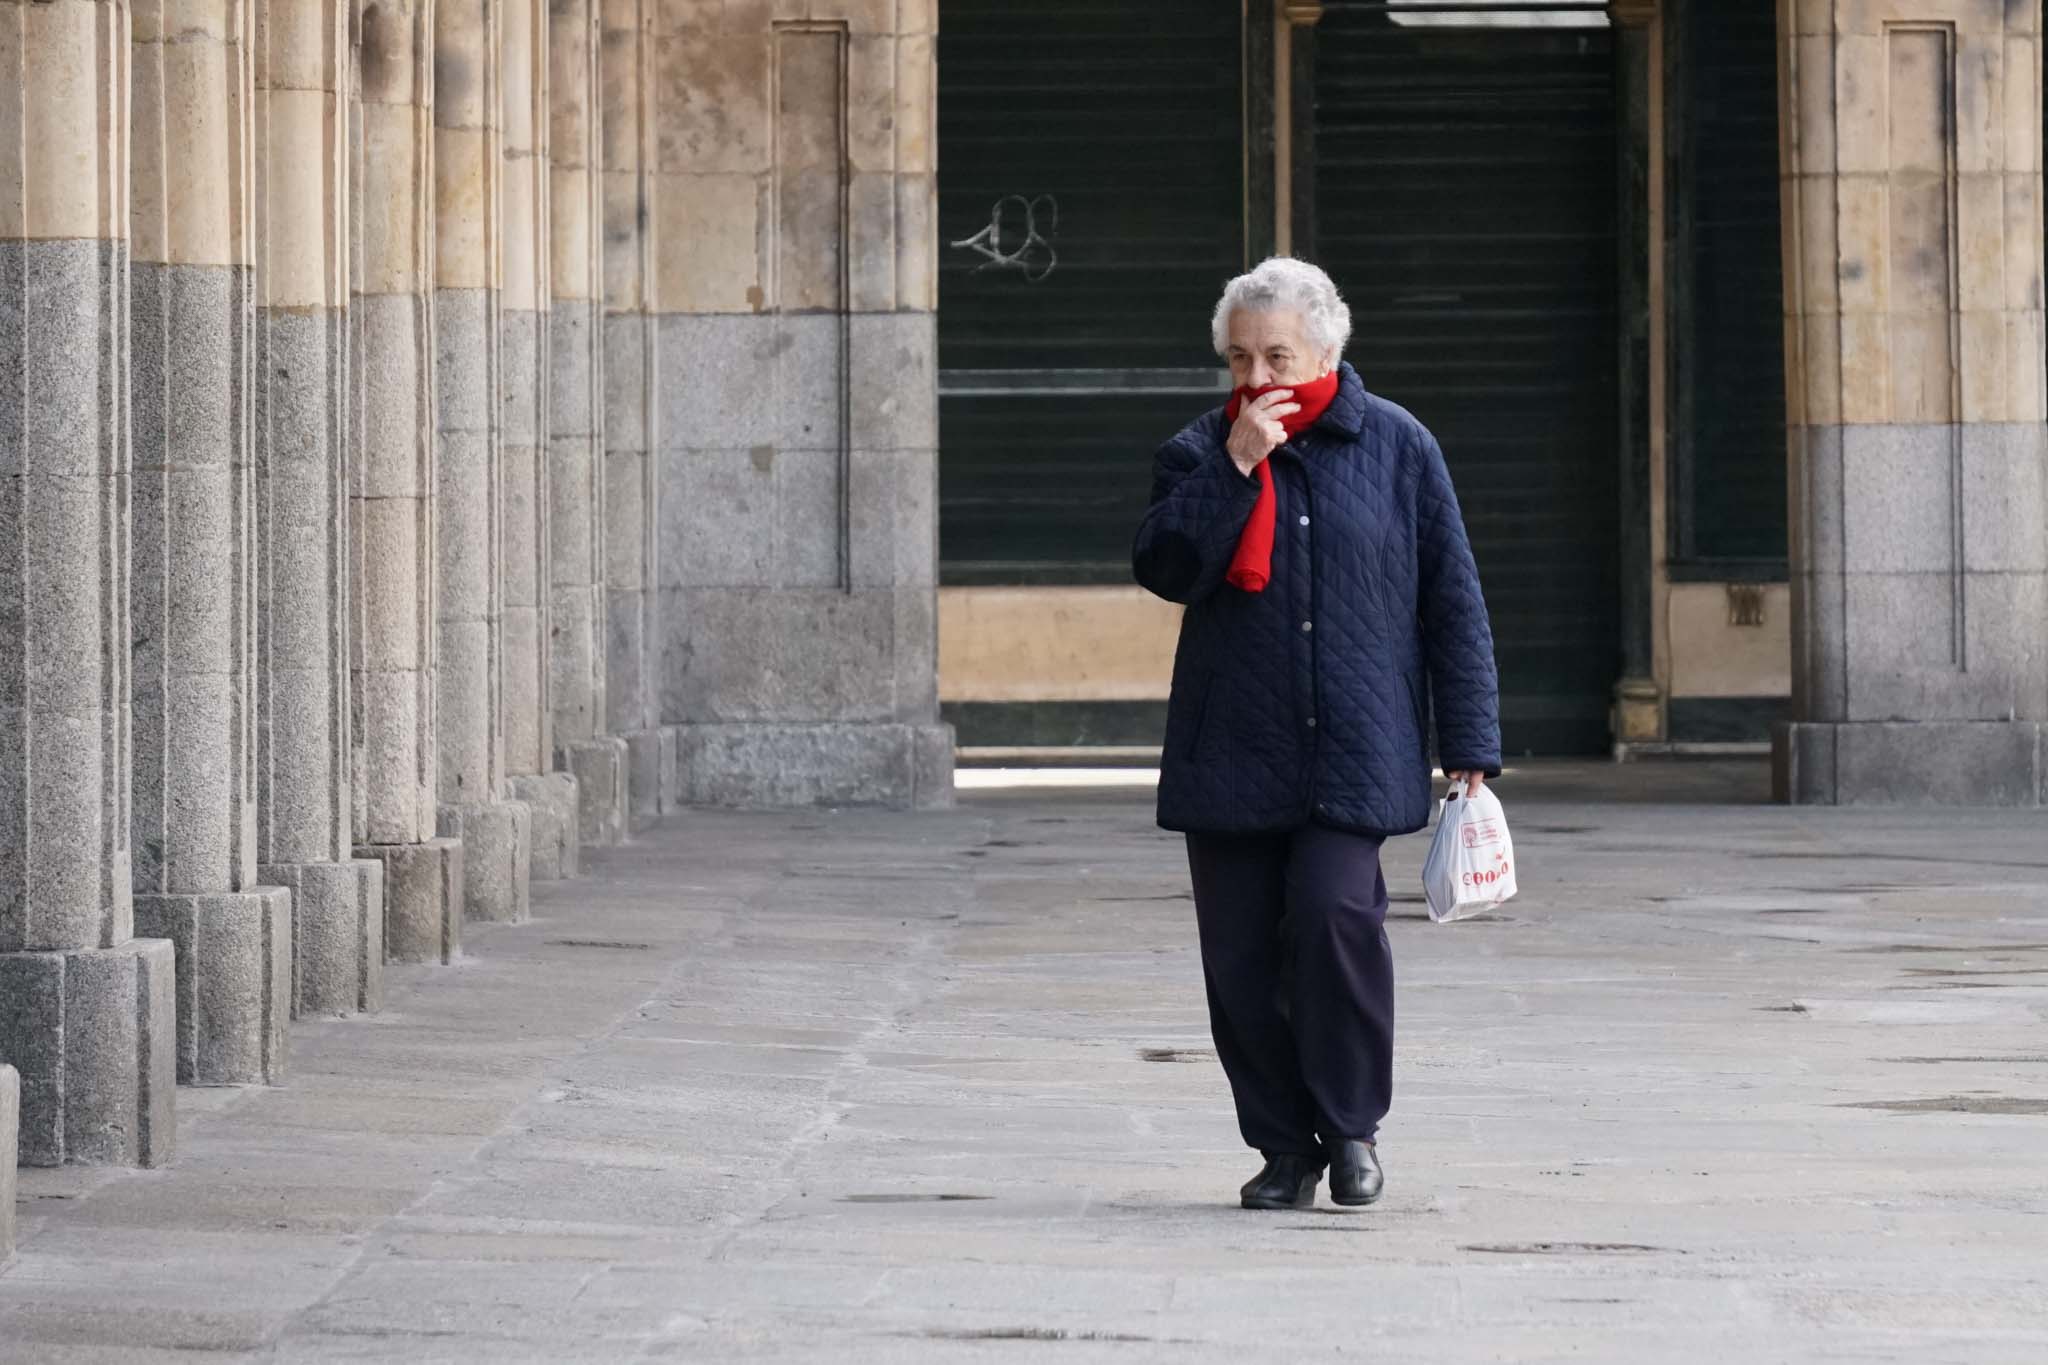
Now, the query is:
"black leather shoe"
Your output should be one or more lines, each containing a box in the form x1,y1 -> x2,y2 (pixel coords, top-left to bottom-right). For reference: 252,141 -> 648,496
1240,1153 -> 1324,1210
1325,1139 -> 1384,1206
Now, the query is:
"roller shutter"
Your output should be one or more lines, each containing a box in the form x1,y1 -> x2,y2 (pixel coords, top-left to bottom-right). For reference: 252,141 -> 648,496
936,0 -> 1246,585
1315,5 -> 1621,754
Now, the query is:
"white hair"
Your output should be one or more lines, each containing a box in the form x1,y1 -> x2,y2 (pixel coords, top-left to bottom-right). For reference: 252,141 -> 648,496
1210,256 -> 1352,364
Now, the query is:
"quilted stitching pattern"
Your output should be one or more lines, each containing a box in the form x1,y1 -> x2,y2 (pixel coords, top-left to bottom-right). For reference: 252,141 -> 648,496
1131,364 -> 1502,837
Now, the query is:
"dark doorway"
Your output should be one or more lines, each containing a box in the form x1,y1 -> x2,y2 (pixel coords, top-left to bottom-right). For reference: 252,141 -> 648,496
936,0 -> 1247,586
1314,5 -> 1622,755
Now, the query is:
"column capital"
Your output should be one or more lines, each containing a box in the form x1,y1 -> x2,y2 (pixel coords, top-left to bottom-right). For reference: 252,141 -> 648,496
1608,0 -> 1658,26
1283,3 -> 1323,27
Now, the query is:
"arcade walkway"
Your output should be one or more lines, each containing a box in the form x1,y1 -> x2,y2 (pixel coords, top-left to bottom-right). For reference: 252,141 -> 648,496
4,764 -> 2045,1363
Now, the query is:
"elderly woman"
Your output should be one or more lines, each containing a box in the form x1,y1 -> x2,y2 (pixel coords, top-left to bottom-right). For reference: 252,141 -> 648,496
1132,257 -> 1501,1211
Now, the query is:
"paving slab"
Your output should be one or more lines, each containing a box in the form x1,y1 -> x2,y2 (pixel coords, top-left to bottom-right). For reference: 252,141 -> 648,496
4,761 -> 2048,1362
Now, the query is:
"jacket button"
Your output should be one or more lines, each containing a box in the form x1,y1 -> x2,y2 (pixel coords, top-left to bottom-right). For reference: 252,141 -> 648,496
1298,515 -> 1310,527
1306,716 -> 1317,728
1300,620 -> 1313,633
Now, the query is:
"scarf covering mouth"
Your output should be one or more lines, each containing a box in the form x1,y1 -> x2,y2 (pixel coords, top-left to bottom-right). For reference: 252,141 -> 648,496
1221,370 -> 1341,593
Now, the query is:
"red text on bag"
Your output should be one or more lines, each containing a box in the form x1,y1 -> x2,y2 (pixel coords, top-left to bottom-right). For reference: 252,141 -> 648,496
1461,860 -> 1512,889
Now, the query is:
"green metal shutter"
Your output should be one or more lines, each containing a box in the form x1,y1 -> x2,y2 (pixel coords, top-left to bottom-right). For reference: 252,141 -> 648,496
1314,5 -> 1621,755
937,0 -> 1246,585
1675,0 -> 1789,566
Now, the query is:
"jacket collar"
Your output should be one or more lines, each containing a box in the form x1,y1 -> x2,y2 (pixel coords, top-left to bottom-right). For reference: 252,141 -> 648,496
1309,362 -> 1368,441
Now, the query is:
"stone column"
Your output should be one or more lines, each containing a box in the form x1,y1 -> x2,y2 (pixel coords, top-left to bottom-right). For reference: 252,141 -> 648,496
654,1 -> 952,808
128,0 -> 293,1085
0,0 -> 179,1165
351,0 -> 464,962
500,0 -> 578,879
549,0 -> 627,846
254,1 -> 384,1015
602,0 -> 675,829
1774,0 -> 2048,805
437,0 -> 533,919
1613,0 -> 1663,747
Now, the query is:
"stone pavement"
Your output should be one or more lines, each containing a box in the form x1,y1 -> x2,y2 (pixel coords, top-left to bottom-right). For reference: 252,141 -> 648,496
4,762 -> 2047,1363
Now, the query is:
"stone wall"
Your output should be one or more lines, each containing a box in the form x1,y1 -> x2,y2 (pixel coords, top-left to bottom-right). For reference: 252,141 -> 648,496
655,0 -> 952,808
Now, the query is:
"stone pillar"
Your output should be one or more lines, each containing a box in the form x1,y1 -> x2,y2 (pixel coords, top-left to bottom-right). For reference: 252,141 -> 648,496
129,0 -> 293,1085
437,0 -> 533,919
1613,0 -> 1663,747
351,0 -> 464,962
255,1 -> 385,1015
1774,0 -> 2048,805
549,0 -> 628,847
1,1063 -> 15,1256
500,0 -> 579,880
0,0 -> 178,1165
654,1 -> 952,808
602,0 -> 676,829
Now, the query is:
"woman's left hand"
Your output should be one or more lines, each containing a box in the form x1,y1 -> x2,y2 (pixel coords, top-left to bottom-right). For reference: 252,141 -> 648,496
1445,770 -> 1487,798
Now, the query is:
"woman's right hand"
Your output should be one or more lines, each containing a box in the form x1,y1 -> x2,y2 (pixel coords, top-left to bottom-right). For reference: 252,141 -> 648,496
1226,389 -> 1301,477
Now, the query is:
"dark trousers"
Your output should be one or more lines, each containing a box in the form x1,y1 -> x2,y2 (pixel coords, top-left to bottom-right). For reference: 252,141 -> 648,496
1186,823 -> 1394,1156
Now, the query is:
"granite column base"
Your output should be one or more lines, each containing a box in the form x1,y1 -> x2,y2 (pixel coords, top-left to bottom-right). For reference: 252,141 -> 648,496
1775,721 -> 2048,806
563,736 -> 629,848
354,838 -> 464,965
620,727 -> 680,833
259,859 -> 385,1018
133,889 -> 293,1087
508,773 -> 581,881
0,941 -> 178,1167
438,800 -> 532,925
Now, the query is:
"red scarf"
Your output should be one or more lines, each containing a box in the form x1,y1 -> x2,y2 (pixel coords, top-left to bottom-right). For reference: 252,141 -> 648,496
1224,370 -> 1340,593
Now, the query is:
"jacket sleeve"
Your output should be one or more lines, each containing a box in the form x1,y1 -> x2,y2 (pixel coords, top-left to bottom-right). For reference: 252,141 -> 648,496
1130,429 -> 1262,606
1413,427 -> 1503,778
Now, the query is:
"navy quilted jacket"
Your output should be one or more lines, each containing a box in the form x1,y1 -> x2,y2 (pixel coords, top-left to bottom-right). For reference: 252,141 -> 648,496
1132,363 -> 1501,837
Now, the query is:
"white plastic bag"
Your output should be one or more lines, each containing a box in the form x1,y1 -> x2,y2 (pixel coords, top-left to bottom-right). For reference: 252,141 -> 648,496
1421,784 -> 1518,923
